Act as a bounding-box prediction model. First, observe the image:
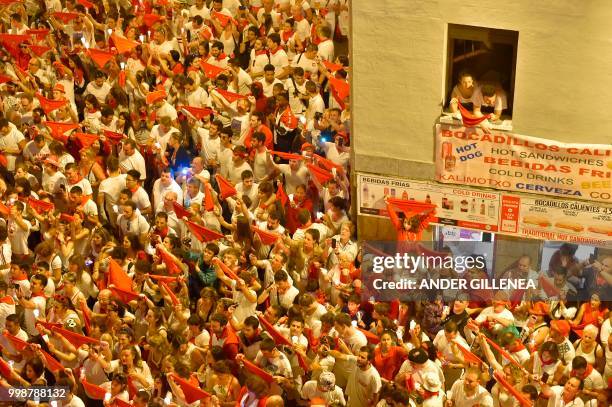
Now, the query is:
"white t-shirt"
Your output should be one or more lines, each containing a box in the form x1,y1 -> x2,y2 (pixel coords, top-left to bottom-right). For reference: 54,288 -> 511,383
228,161 -> 253,186
119,150 -> 147,180
473,85 -> 508,112
545,386 -> 584,407
301,381 -> 346,406
0,127 -> 25,171
254,351 -> 293,378
67,178 -> 93,196
99,174 -> 127,215
84,82 -> 111,105
345,357 -> 382,407
190,4 -> 210,19
269,285 -> 299,309
269,48 -> 289,74
317,39 -> 334,62
24,295 -> 46,336
117,213 -> 150,237
198,129 -> 221,164
8,218 -> 31,255
447,380 -> 493,407
152,180 -> 184,212
278,164 -> 310,195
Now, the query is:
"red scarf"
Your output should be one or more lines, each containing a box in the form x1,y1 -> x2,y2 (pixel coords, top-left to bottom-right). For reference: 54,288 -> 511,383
571,364 -> 594,380
216,53 -> 227,61
255,49 -> 267,56
507,340 -> 526,353
0,296 -> 15,305
270,47 -> 282,55
12,273 -> 28,281
539,353 -> 555,366
281,30 -> 294,43
422,390 -> 439,399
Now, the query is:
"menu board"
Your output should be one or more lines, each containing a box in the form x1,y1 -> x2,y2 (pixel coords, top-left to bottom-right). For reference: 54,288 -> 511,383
357,173 -> 612,244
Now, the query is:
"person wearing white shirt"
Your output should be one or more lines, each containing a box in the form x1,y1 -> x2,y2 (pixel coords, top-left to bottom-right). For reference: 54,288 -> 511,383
184,179 -> 204,208
541,377 -> 584,407
152,169 -> 184,212
118,139 -> 147,180
257,270 -> 299,310
155,100 -> 178,122
185,77 -> 209,107
317,25 -> 335,62
250,134 -> 274,183
227,146 -> 253,186
19,274 -> 47,336
256,0 -> 281,27
0,282 -> 15,331
249,38 -> 271,79
291,5 -> 311,41
7,201 -> 31,256
276,160 -> 310,195
447,368 -> 493,407
190,0 -> 210,19
228,59 -> 253,95
150,118 -> 181,155
267,33 -> 291,79
0,119 -> 26,171
116,200 -> 150,242
41,157 -> 67,196
286,67 -> 309,115
258,64 -> 284,97
0,315 -> 29,371
293,44 -> 320,82
98,157 -> 127,226
84,71 -> 112,105
124,171 -> 152,217
329,346 -> 381,407
0,228 -> 11,273
305,81 -> 325,121
206,41 -> 229,69
198,122 -> 222,167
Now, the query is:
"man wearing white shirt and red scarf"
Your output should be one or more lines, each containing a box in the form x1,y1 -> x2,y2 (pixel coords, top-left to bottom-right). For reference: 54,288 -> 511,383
542,376 -> 584,407
0,281 -> 15,330
209,312 -> 239,360
18,273 -> 47,336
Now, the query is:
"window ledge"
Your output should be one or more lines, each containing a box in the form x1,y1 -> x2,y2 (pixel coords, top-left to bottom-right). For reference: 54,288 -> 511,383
439,113 -> 513,132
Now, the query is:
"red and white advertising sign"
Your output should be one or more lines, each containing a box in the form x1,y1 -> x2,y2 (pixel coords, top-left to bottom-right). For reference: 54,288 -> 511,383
435,124 -> 612,204
357,173 -> 612,245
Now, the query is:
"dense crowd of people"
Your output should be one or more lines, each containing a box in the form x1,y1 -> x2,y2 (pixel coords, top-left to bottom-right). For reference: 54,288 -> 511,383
0,1 -> 610,407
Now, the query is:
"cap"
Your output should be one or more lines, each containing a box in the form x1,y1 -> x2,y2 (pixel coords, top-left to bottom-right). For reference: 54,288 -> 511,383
317,371 -> 335,391
528,302 -> 549,316
408,348 -> 429,364
550,320 -> 570,336
422,372 -> 442,392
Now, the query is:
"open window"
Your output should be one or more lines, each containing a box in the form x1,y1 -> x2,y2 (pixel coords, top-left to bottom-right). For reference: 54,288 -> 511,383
445,24 -> 519,121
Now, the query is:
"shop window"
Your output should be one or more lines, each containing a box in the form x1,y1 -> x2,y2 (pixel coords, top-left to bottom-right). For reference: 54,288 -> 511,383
445,24 -> 519,119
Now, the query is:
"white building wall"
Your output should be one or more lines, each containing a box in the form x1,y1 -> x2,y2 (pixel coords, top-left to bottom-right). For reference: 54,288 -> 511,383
352,0 -> 612,178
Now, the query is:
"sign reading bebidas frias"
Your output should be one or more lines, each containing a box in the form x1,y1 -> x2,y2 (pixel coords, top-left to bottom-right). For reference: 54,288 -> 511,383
435,124 -> 612,204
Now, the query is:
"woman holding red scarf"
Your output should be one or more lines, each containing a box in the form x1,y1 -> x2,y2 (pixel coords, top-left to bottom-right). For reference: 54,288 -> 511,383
372,330 -> 408,381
